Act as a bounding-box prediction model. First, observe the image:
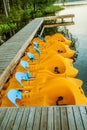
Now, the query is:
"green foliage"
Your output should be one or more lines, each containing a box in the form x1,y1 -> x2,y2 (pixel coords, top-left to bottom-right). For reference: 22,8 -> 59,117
0,24 -> 10,35
9,23 -> 17,30
44,5 -> 63,14
30,10 -> 44,19
0,0 -> 64,44
8,6 -> 24,22
0,14 -> 8,23
35,10 -> 43,17
21,8 -> 33,22
0,23 -> 17,35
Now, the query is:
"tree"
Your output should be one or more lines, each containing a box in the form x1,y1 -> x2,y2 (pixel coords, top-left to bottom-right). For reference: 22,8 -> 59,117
3,0 -> 8,17
2,0 -> 10,17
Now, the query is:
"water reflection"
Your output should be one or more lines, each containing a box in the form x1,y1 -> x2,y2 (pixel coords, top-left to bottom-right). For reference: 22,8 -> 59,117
57,4 -> 87,96
57,0 -> 87,4
65,0 -> 85,2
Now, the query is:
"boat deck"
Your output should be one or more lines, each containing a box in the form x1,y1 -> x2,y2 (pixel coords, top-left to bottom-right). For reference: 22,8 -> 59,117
0,106 -> 87,130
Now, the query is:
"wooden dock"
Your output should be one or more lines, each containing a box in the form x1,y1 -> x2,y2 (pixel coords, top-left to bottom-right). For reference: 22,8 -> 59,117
0,106 -> 87,130
41,14 -> 75,35
44,14 -> 75,22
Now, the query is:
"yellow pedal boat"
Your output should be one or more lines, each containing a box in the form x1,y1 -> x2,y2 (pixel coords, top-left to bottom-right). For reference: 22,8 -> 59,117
0,33 -> 84,108
15,54 -> 78,78
1,77 -> 87,107
51,33 -> 72,46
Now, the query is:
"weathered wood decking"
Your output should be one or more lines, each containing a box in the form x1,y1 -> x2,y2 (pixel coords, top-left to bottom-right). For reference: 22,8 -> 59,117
0,106 -> 87,130
44,14 -> 75,21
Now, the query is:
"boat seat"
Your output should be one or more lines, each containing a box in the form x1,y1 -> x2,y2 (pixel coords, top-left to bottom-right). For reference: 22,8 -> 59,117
34,46 -> 41,55
33,41 -> 39,48
7,89 -> 22,107
27,52 -> 35,61
15,71 -> 31,87
38,34 -> 46,43
20,60 -> 29,70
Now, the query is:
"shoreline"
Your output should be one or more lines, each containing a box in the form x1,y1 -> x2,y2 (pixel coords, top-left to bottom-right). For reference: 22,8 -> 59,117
54,0 -> 87,6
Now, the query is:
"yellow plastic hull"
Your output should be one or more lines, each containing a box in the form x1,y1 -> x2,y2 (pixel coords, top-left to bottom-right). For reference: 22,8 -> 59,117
0,33 -> 87,107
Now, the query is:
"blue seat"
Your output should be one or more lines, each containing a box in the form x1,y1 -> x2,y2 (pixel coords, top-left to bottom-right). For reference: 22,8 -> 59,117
38,34 -> 46,43
15,71 -> 31,87
20,60 -> 29,70
33,41 -> 39,48
27,52 -> 35,61
7,89 -> 22,107
34,46 -> 41,55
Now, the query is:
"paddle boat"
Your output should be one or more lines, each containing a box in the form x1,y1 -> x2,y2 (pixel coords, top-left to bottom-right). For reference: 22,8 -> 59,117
14,53 -> 78,78
0,33 -> 85,107
1,77 -> 87,107
51,33 -> 72,46
27,34 -> 74,59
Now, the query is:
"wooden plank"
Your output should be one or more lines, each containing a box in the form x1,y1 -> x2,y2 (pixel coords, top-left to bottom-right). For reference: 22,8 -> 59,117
6,108 -> 18,130
0,56 -> 15,59
12,108 -> 24,130
40,107 -> 47,130
0,108 -> 7,125
0,52 -> 16,55
73,106 -> 84,130
26,107 -> 35,130
19,108 -> 30,130
44,22 -> 75,28
0,108 -> 13,130
0,106 -> 87,130
53,107 -> 61,130
47,107 -> 54,130
33,107 -> 42,130
0,59 -> 12,62
0,54 -> 16,57
79,106 -> 87,130
61,107 -> 68,130
67,107 -> 76,130
44,14 -> 75,21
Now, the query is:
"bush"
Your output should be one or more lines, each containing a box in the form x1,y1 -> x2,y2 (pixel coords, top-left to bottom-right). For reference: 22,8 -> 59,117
35,10 -> 44,17
44,5 -> 63,15
8,6 -> 24,23
0,23 -> 17,43
21,8 -> 32,22
0,24 -> 10,35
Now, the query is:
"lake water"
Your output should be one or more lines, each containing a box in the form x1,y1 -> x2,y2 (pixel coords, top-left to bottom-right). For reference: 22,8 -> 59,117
68,0 -> 82,1
56,0 -> 87,5
57,4 -> 87,96
58,0 -> 87,3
